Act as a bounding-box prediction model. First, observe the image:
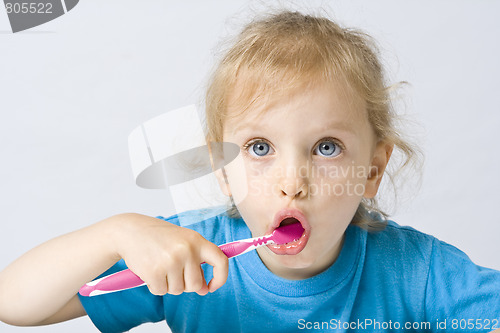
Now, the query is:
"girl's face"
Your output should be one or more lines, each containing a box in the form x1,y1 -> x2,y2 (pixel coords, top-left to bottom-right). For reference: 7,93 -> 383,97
221,82 -> 389,280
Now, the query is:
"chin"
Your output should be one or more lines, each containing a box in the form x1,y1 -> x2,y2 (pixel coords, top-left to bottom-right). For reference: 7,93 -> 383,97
272,249 -> 317,269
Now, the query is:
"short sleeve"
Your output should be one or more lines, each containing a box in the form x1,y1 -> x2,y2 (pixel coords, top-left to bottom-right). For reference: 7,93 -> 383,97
78,259 -> 165,333
424,238 -> 500,332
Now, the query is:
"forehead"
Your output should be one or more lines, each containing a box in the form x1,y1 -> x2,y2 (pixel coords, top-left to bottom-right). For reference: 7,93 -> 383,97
224,80 -> 368,137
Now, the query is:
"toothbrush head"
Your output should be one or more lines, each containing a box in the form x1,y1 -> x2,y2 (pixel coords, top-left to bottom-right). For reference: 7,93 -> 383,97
271,222 -> 304,245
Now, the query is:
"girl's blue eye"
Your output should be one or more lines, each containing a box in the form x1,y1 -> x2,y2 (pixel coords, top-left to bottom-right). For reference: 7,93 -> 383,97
314,140 -> 342,157
248,141 -> 273,157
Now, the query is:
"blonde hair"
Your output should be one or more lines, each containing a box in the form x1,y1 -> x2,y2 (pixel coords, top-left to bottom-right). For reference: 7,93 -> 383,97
205,10 -> 422,230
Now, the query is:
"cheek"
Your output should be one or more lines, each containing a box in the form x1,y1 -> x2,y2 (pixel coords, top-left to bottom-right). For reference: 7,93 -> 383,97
224,155 -> 278,203
308,162 -> 369,199
242,160 -> 280,198
224,153 -> 249,204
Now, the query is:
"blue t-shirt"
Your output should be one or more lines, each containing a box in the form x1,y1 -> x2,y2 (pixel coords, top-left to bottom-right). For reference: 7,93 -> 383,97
78,209 -> 500,332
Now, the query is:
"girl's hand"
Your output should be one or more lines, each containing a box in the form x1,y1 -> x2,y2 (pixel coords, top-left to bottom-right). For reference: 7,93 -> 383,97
112,213 -> 228,296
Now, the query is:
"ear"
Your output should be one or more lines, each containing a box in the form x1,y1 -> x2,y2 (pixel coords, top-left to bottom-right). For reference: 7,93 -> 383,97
214,167 -> 232,197
364,140 -> 394,199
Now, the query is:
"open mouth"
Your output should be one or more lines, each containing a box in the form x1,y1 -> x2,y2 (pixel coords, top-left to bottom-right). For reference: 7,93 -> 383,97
267,209 -> 310,255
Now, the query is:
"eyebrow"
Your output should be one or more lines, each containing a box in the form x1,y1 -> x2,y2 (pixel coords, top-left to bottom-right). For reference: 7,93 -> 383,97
313,121 -> 357,135
229,122 -> 262,134
229,120 -> 357,136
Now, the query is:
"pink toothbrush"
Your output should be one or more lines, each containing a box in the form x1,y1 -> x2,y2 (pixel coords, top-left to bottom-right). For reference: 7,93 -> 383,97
79,222 -> 304,297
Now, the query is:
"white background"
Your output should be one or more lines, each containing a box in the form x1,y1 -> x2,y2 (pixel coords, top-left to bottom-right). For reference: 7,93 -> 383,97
1,1 -> 499,332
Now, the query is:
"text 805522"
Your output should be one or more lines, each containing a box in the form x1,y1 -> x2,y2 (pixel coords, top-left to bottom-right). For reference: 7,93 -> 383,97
5,2 -> 53,14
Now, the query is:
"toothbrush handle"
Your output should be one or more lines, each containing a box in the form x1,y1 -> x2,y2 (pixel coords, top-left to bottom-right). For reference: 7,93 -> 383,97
79,238 -> 270,297
218,240 -> 254,258
207,236 -> 272,262
79,269 -> 145,297
196,240 -> 254,266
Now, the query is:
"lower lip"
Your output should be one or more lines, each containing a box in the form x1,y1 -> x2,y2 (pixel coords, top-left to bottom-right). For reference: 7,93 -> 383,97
267,231 -> 309,255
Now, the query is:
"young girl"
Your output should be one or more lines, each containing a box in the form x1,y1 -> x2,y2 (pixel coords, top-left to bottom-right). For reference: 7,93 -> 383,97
1,10 -> 499,333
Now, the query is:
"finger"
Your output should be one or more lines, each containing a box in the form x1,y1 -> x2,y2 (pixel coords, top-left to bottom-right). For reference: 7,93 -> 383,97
196,282 -> 209,296
146,273 -> 168,296
183,263 -> 205,293
166,267 -> 185,295
201,243 -> 229,293
194,266 -> 209,296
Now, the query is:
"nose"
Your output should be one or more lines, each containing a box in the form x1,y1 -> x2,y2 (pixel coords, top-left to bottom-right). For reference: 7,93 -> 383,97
281,183 -> 306,199
277,155 -> 309,199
